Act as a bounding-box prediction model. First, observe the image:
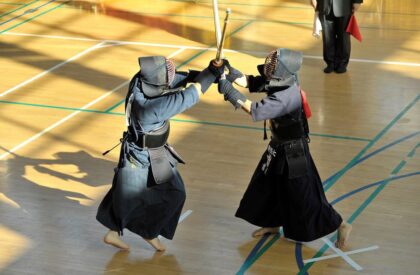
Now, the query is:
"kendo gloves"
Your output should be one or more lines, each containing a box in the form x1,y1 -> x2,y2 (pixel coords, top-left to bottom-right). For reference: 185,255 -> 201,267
224,60 -> 244,82
218,78 -> 247,108
194,61 -> 225,93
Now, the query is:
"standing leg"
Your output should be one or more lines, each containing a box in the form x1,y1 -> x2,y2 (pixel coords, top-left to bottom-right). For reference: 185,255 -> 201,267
320,11 -> 336,73
336,221 -> 352,249
335,14 -> 352,73
104,230 -> 130,250
252,227 -> 280,237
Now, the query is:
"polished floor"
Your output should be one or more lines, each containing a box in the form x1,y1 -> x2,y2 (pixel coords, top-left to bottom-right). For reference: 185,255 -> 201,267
0,0 -> 419,274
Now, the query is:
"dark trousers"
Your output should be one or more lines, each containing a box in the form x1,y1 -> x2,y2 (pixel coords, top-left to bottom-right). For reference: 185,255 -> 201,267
319,10 -> 351,69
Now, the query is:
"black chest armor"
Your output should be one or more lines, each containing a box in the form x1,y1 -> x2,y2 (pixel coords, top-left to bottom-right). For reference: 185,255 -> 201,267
269,108 -> 309,142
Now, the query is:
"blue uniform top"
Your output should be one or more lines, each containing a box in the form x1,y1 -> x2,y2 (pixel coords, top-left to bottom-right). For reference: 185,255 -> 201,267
126,72 -> 200,166
130,73 -> 199,132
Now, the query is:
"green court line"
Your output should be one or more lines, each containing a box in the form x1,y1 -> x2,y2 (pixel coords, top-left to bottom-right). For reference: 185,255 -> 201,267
408,143 -> 420,158
323,94 -> 419,192
299,142 -> 418,275
0,2 -> 25,5
0,99 -> 370,142
0,0 -> 66,34
0,0 -> 39,19
104,99 -> 125,113
0,99 -> 112,114
237,232 -> 282,275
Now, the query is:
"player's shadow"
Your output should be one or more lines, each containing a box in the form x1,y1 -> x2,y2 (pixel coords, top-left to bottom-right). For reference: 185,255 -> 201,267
0,149 -> 115,228
104,250 -> 182,275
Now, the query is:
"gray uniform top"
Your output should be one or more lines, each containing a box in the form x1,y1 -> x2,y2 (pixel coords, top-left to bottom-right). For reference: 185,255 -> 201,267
250,84 -> 302,122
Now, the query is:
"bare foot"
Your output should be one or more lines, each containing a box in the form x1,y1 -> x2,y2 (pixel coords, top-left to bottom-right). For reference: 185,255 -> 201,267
145,238 -> 166,251
335,222 -> 352,249
104,231 -> 130,250
252,227 -> 280,237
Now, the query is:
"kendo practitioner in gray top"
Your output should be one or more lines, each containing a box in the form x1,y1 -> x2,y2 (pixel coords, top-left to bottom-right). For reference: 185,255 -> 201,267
218,48 -> 352,248
96,56 -> 224,251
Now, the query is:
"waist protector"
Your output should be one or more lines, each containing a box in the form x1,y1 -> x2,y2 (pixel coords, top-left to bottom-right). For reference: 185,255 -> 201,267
270,119 -> 305,141
135,121 -> 170,148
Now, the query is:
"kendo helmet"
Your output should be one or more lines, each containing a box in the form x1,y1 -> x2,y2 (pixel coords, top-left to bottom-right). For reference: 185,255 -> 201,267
138,56 -> 176,98
262,48 -> 303,87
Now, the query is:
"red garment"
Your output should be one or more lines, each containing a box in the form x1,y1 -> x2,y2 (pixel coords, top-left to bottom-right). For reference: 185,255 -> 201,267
300,89 -> 312,119
346,15 -> 362,42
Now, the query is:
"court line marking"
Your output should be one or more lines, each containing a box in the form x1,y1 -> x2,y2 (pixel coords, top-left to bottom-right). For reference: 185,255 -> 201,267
0,47 -> 185,160
321,237 -> 363,271
158,209 -> 192,240
243,109 -> 420,275
331,171 -> 420,205
324,131 -> 420,186
0,41 -> 106,97
0,0 -> 39,19
237,232 -> 282,275
0,3 -> 412,272
0,0 -> 57,27
0,1 -> 68,35
4,32 -> 420,67
303,245 -> 379,264
229,97 -> 419,272
0,81 -> 127,160
323,95 -> 419,192
178,209 -> 193,223
304,55 -> 420,67
0,99 -> 371,142
298,141 -> 419,274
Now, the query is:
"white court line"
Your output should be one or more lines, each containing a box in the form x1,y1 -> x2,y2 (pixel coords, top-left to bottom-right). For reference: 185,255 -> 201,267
178,209 -> 193,223
158,209 -> 193,240
303,245 -> 379,264
0,41 -> 106,97
0,48 -> 184,160
321,237 -> 363,271
5,31 -> 420,67
303,54 -> 420,67
0,81 -> 127,160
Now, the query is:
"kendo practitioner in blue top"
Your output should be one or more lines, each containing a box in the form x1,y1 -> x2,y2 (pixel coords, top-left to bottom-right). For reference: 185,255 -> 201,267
218,48 -> 352,249
96,56 -> 224,251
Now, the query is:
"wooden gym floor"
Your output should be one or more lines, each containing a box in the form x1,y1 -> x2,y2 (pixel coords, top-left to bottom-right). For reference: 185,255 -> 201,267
0,0 -> 419,274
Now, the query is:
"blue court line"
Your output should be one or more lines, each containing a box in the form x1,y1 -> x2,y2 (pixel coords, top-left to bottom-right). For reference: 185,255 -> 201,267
237,231 -> 282,275
295,243 -> 306,275
297,142 -> 419,274
0,0 -> 38,19
237,233 -> 270,272
0,0 -> 56,26
323,94 -> 419,192
323,131 -> 420,186
294,172 -> 420,273
331,171 -> 420,205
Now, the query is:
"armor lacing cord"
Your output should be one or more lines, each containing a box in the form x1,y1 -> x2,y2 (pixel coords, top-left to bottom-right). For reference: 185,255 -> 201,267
263,120 -> 268,140
102,135 -> 128,156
